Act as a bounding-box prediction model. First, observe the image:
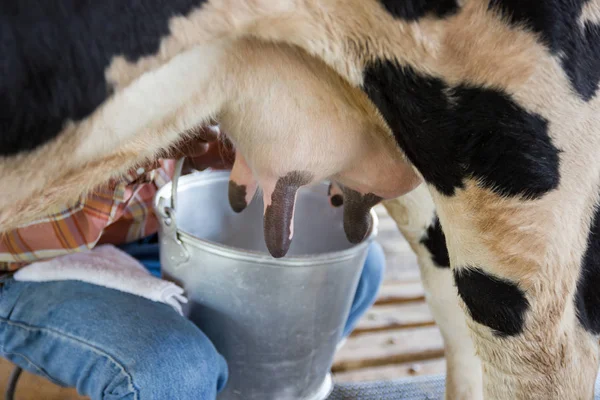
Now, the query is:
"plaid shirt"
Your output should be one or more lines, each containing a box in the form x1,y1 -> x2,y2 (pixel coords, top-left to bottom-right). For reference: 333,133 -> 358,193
0,160 -> 176,272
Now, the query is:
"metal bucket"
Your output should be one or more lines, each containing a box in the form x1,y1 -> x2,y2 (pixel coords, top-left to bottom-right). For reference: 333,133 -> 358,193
154,162 -> 378,400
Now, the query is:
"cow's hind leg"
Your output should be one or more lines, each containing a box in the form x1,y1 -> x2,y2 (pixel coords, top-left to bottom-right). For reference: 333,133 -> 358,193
430,181 -> 600,399
383,184 -> 483,400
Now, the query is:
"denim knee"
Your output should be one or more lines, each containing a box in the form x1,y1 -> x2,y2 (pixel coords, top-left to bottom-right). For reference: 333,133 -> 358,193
0,280 -> 228,400
113,324 -> 229,400
341,241 -> 386,338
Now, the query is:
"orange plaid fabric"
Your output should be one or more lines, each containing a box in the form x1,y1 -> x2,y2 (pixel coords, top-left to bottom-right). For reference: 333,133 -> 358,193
0,160 -> 176,272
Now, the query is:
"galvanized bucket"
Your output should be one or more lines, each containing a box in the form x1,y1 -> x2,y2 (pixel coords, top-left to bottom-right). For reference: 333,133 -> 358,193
154,161 -> 378,400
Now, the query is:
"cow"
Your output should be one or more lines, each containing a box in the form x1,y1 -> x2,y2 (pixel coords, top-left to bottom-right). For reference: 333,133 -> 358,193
0,36 -> 419,256
2,0 -> 600,399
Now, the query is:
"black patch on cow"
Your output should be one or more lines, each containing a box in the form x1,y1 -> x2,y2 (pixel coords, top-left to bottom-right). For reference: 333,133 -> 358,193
362,61 -> 560,199
489,0 -> 600,101
575,200 -> 600,334
378,0 -> 459,21
454,267 -> 529,337
0,0 -> 208,156
420,214 -> 450,268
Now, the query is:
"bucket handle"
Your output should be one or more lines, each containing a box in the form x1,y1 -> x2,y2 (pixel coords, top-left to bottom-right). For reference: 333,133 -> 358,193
159,158 -> 189,266
165,158 -> 185,218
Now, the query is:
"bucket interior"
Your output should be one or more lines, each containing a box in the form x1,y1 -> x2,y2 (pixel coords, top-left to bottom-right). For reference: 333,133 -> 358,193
171,171 -> 359,257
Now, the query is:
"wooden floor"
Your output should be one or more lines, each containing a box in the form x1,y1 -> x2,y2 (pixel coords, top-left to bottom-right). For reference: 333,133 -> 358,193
0,206 -> 444,398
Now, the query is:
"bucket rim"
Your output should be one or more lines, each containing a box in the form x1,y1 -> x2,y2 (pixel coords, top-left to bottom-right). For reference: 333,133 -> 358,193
153,170 -> 379,266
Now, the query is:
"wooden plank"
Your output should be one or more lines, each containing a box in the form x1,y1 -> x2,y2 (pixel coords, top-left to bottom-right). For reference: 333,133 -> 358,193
375,281 -> 426,305
382,252 -> 422,281
373,206 -> 422,282
332,326 -> 444,373
333,358 -> 446,383
353,302 -> 435,335
0,358 -> 87,400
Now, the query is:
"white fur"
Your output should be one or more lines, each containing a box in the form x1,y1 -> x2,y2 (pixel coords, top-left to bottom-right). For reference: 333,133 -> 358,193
581,1 -> 600,26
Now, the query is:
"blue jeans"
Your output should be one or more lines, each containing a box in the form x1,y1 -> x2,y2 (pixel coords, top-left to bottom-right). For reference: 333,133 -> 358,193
0,238 -> 384,399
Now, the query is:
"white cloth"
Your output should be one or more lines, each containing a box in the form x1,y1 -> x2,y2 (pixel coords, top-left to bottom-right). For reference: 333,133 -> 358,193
14,244 -> 188,315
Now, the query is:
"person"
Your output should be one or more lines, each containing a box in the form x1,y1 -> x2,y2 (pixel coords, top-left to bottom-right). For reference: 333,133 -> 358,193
0,128 -> 386,399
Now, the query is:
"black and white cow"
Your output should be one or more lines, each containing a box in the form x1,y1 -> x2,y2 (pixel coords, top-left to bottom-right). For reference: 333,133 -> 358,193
2,0 -> 600,398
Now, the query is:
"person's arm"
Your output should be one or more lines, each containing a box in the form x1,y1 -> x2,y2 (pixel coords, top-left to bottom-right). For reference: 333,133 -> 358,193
0,126 -> 233,271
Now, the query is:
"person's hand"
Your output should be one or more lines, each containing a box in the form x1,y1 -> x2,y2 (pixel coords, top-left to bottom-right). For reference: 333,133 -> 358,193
182,127 -> 235,172
143,125 -> 235,173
